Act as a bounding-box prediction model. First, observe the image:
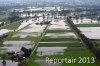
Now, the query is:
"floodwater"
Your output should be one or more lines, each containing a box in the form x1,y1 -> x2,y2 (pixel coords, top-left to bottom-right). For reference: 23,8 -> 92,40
14,18 -> 46,38
13,24 -> 46,38
0,60 -> 18,66
36,47 -> 67,56
48,20 -> 68,30
13,32 -> 41,38
0,41 -> 33,53
3,41 -> 32,46
72,18 -> 100,39
16,19 -> 34,31
0,29 -> 13,35
78,27 -> 100,39
45,33 -> 77,38
72,18 -> 98,24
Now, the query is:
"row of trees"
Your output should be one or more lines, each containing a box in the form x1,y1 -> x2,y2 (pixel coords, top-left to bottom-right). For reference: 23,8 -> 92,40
19,9 -> 100,24
0,11 -> 21,27
7,12 -> 22,22
20,10 -> 71,22
73,14 -> 100,23
0,22 -> 6,27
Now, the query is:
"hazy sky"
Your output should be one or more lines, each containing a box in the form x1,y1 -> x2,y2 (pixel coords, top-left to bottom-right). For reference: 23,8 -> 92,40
0,0 -> 100,4
0,0 -> 98,2
0,0 -> 99,2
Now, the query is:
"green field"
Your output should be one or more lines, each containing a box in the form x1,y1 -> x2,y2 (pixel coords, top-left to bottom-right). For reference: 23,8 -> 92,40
39,42 -> 82,47
4,32 -> 39,41
0,21 -> 21,30
0,12 -> 8,21
41,37 -> 79,42
76,24 -> 100,27
46,30 -> 72,33
28,50 -> 99,66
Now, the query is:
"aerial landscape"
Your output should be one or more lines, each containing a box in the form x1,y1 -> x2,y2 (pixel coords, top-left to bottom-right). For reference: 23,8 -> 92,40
0,0 -> 100,66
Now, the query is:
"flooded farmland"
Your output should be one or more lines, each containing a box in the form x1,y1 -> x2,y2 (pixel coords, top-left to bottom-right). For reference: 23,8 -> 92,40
0,1 -> 100,66
0,41 -> 33,53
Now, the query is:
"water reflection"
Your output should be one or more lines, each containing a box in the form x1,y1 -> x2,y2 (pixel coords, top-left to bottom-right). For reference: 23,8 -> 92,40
37,47 -> 67,56
0,41 -> 33,53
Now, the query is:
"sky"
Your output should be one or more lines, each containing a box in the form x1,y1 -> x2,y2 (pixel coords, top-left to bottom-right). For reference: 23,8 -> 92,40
0,0 -> 99,2
0,0 -> 100,5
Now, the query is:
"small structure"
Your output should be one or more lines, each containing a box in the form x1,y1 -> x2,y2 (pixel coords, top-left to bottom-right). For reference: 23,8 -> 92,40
0,34 -> 8,38
8,47 -> 32,62
2,60 -> 6,66
0,34 -> 8,45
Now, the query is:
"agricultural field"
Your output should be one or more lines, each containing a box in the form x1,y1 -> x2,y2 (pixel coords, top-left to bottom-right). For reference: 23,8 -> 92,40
26,16 -> 100,66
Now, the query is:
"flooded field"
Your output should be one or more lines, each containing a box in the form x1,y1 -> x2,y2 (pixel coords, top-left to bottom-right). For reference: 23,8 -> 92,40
12,18 -> 46,38
0,29 -> 13,35
45,33 -> 77,38
0,41 -> 33,53
36,47 -> 67,56
13,32 -> 40,38
48,20 -> 68,30
78,27 -> 100,39
0,60 -> 18,66
73,18 -> 98,24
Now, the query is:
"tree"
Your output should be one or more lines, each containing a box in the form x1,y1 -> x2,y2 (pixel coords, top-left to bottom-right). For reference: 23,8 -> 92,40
27,11 -> 31,17
75,15 -> 79,23
90,17 -> 93,23
59,12 -> 62,19
47,13 -> 50,21
8,12 -> 21,22
34,14 -> 39,22
61,10 -> 70,19
42,14 -> 45,22
0,38 -> 3,45
97,16 -> 100,23
1,22 -> 4,26
80,15 -> 83,23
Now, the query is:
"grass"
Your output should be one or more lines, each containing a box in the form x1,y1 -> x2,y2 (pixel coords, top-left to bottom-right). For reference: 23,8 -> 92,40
4,36 -> 39,41
0,53 -> 10,60
0,15 -> 7,20
0,21 -> 21,30
35,50 -> 93,59
26,60 -> 40,66
3,32 -> 39,41
62,50 -> 99,66
0,44 -> 5,47
39,42 -> 82,47
0,13 -> 8,20
21,60 -> 39,66
30,50 -> 99,66
41,37 -> 79,42
76,24 -> 100,27
46,30 -> 72,33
